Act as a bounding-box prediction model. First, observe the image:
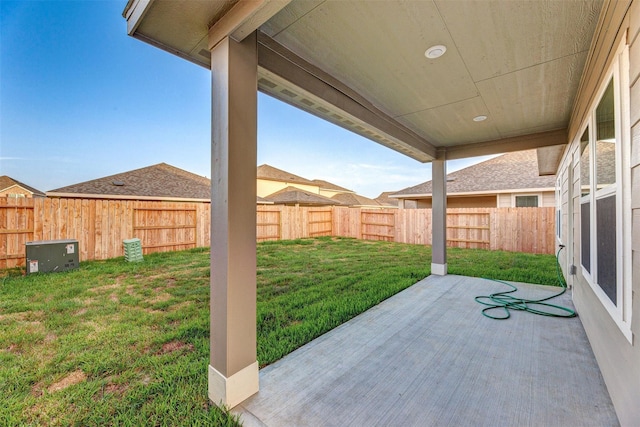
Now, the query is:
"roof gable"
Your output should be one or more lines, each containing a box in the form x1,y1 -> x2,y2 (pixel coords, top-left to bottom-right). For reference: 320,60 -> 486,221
393,150 -> 556,197
331,192 -> 381,207
311,179 -> 353,193
0,176 -> 45,196
374,191 -> 400,207
48,163 -> 211,200
257,164 -> 316,186
264,186 -> 340,206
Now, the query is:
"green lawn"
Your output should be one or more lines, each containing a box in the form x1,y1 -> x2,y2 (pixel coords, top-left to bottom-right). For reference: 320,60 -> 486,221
0,237 -> 558,426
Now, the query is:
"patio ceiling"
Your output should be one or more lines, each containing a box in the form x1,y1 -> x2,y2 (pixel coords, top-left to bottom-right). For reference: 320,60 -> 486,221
124,0 -> 603,166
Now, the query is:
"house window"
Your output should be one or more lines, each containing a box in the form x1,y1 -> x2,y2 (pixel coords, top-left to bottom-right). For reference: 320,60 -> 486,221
577,37 -> 631,342
7,193 -> 26,198
515,195 -> 538,207
594,79 -> 617,303
581,79 -> 618,305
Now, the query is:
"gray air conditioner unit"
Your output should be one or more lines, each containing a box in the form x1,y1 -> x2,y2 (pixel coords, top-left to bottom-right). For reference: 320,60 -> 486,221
26,239 -> 79,274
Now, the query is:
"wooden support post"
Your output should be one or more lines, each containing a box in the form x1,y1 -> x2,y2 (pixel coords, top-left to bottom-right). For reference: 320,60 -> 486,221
431,157 -> 447,275
208,31 -> 259,408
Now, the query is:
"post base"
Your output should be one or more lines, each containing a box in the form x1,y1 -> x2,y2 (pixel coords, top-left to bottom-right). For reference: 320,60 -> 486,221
431,263 -> 448,276
208,361 -> 259,409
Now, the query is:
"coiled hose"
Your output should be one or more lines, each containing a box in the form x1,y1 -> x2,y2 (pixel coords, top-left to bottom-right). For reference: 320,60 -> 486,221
474,246 -> 577,320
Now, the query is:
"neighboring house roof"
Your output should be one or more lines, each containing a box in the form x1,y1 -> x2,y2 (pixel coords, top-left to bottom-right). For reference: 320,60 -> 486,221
331,193 -> 382,207
257,164 -> 316,186
0,175 -> 46,197
311,179 -> 354,193
48,163 -> 211,200
374,191 -> 400,207
392,150 -> 556,197
256,196 -> 273,205
264,186 -> 340,206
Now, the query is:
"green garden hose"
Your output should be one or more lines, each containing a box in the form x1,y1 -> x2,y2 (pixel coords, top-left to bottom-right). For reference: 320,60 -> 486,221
474,246 -> 577,320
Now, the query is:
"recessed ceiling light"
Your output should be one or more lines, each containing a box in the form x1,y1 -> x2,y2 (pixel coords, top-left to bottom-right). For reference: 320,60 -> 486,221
425,45 -> 446,59
473,115 -> 488,122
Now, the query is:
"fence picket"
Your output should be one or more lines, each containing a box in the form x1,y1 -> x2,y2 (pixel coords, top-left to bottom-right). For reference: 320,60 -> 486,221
0,198 -> 556,268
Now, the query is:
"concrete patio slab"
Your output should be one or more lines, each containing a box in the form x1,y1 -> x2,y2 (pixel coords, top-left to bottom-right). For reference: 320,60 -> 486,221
234,275 -> 618,426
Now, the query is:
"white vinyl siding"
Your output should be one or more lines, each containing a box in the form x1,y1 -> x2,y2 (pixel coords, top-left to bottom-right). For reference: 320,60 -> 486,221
543,191 -> 556,207
497,194 -> 511,207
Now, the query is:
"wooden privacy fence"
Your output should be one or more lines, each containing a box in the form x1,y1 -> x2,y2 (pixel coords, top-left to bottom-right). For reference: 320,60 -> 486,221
1,198 -> 555,268
133,204 -> 199,252
361,210 -> 395,241
0,202 -> 34,267
333,207 -> 555,254
0,198 -> 211,269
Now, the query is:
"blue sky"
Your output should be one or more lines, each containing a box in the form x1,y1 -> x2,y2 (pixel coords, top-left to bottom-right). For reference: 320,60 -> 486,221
1,1 -> 493,198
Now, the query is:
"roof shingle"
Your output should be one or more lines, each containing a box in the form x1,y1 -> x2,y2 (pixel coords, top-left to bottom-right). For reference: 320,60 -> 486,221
331,193 -> 382,207
257,164 -> 316,186
311,179 -> 353,193
374,191 -> 400,207
48,163 -> 211,200
393,150 -> 556,196
264,187 -> 340,206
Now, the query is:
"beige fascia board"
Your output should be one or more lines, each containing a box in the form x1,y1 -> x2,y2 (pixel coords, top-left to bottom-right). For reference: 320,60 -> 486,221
135,32 -> 211,69
566,0 -> 606,138
445,129 -> 568,160
391,188 -> 556,199
537,144 -> 568,176
123,0 -> 154,35
46,192 -> 211,203
568,0 -> 631,140
257,33 -> 437,162
257,177 -> 316,185
208,0 -> 292,50
319,188 -> 356,194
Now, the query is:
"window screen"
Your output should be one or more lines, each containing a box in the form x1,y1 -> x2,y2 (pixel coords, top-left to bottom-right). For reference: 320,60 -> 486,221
515,195 -> 538,207
595,80 -> 616,190
596,195 -> 617,304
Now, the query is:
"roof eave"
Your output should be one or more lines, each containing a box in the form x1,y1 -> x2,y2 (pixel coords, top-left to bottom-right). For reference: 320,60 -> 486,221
536,145 -> 567,176
46,192 -> 212,202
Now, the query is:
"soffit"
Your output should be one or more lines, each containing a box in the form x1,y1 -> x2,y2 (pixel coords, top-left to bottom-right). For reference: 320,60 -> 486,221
124,0 -> 603,161
129,0 -> 237,67
262,1 -> 478,118
262,0 -> 601,149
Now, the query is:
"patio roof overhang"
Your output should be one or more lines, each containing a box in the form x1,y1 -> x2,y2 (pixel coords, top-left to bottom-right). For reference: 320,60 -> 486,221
121,0 -> 605,409
123,0 -> 602,169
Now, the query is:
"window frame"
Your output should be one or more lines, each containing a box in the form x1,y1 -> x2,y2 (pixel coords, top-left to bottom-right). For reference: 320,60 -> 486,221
555,175 -> 562,242
577,36 -> 632,342
512,193 -> 540,208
